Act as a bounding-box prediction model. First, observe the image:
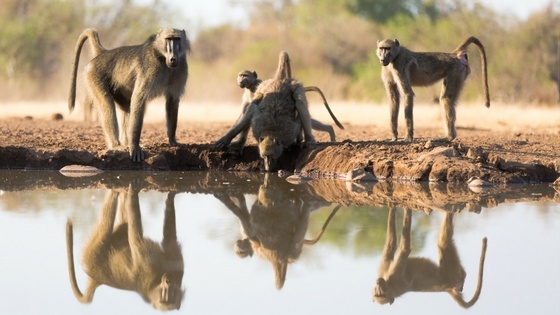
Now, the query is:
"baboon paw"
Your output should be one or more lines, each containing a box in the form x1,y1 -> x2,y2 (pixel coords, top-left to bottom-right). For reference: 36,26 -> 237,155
215,138 -> 231,149
169,140 -> 186,147
130,147 -> 145,162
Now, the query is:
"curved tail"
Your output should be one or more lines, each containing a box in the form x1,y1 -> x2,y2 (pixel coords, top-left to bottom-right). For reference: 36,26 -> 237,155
66,220 -> 93,303
453,36 -> 490,108
304,205 -> 341,245
68,28 -> 105,113
451,237 -> 488,308
304,86 -> 344,130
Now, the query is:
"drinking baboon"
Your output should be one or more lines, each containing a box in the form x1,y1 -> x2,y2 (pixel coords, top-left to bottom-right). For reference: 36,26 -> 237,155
376,36 -> 490,141
66,187 -> 184,310
68,28 -> 190,162
233,70 -> 341,149
373,207 -> 488,308
217,51 -> 337,171
214,174 -> 340,289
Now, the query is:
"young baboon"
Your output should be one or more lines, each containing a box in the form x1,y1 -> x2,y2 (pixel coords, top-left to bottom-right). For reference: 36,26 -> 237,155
216,52 -> 314,171
376,36 -> 490,141
66,187 -> 184,310
68,28 -> 190,162
373,207 -> 488,308
233,70 -> 342,149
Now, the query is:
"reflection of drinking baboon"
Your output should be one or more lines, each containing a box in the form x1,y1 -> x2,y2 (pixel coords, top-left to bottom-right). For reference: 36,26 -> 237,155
66,187 -> 184,310
376,36 -> 490,141
214,175 -> 340,289
68,28 -> 190,162
373,207 -> 487,308
234,70 -> 341,148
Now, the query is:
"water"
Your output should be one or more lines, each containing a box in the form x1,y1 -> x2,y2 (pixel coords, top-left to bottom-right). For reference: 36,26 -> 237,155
0,170 -> 558,315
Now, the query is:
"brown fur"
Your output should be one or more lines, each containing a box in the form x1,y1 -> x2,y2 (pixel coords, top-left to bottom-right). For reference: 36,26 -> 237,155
66,188 -> 184,310
216,51 -> 313,171
373,207 -> 488,308
377,36 -> 490,141
68,28 -> 190,161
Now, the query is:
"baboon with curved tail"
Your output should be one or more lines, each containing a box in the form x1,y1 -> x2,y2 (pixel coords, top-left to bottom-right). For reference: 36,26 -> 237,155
373,207 -> 488,308
66,187 -> 184,310
68,28 -> 190,162
376,36 -> 490,141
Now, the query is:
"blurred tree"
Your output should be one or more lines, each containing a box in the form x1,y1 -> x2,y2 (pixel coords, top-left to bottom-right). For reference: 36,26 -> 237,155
347,0 -> 422,23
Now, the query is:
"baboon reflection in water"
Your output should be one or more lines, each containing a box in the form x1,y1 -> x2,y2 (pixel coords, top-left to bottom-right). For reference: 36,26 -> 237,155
66,186 -> 184,310
214,175 -> 340,289
373,207 -> 488,308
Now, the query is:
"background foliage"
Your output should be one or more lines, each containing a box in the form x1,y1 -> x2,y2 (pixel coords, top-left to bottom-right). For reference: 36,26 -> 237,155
0,0 -> 558,105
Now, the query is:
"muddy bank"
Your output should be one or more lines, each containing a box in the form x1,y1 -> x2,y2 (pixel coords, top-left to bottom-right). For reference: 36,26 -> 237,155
0,119 -> 558,184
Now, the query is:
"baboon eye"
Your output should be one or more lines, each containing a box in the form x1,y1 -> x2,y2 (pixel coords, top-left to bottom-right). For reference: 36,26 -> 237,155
259,137 -> 264,142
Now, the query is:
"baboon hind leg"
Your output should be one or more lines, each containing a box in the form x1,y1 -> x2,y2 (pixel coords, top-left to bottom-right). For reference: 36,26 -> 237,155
440,78 -> 464,140
87,81 -> 120,148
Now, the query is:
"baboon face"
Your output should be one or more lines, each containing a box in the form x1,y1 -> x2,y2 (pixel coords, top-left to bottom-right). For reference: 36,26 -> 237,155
258,134 -> 284,171
157,28 -> 189,68
149,273 -> 184,311
376,39 -> 400,67
373,277 -> 395,305
237,70 -> 258,88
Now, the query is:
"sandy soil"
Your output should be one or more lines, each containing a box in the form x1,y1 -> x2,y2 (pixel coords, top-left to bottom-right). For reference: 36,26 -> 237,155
0,101 -> 559,183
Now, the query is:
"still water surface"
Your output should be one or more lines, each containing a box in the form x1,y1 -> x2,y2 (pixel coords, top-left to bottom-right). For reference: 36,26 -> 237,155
0,170 -> 558,315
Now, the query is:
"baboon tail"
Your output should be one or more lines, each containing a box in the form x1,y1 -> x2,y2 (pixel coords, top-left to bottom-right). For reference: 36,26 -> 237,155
304,205 -> 341,245
304,86 -> 345,130
274,51 -> 292,80
453,36 -> 491,108
452,237 -> 488,308
66,220 -> 91,303
68,28 -> 105,113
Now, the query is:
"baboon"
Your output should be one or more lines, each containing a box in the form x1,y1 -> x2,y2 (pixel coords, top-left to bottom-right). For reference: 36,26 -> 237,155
216,51 -> 336,171
373,207 -> 488,308
376,36 -> 490,141
66,187 -> 184,310
68,28 -> 190,162
233,70 -> 341,149
214,174 -> 340,289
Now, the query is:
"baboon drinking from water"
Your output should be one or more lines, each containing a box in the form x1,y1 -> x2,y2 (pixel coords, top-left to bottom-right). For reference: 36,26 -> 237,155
66,187 -> 184,310
68,28 -> 190,162
216,51 -> 338,171
373,207 -> 488,308
376,36 -> 490,141
232,70 -> 342,149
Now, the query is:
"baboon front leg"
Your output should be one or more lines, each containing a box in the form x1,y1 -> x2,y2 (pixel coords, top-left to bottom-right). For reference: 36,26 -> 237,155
386,82 -> 400,141
163,192 -> 178,245
215,103 -> 257,149
378,206 -> 398,275
128,92 -> 148,162
166,95 -> 182,146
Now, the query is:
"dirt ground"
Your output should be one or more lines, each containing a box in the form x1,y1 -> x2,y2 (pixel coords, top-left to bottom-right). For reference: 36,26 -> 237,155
0,102 -> 559,184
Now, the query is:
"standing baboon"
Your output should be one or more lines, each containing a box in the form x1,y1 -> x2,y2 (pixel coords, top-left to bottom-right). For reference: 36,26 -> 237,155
66,187 -> 184,310
234,70 -> 342,149
216,51 -> 314,171
373,207 -> 488,308
376,36 -> 490,141
68,28 -> 190,162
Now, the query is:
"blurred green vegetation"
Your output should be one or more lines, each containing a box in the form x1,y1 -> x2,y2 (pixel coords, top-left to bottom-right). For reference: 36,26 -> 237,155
0,0 -> 558,105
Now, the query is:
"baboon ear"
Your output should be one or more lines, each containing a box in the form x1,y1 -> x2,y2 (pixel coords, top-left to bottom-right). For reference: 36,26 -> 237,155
394,39 -> 400,46
253,71 -> 257,77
